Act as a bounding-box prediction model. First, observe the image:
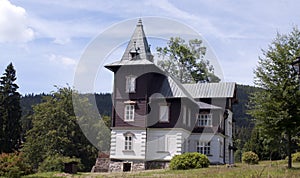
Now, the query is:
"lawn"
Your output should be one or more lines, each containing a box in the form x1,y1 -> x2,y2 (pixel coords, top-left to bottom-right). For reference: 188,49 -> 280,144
23,161 -> 300,178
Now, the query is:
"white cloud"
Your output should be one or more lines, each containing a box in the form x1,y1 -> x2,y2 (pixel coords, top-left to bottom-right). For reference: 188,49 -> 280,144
49,54 -> 77,67
0,0 -> 34,43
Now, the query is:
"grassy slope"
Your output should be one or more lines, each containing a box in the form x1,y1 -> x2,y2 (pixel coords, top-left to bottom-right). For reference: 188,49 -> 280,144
24,161 -> 300,178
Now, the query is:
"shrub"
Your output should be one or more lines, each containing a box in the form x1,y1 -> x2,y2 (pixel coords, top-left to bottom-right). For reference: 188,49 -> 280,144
292,152 -> 300,162
169,152 -> 209,170
0,152 -> 32,177
242,151 -> 259,164
38,154 -> 80,172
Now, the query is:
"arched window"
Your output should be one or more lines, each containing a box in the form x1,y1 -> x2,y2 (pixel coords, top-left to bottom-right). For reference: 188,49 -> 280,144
123,132 -> 135,151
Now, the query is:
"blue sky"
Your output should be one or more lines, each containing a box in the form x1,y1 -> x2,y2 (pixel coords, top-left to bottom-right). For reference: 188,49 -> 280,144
1,0 -> 300,94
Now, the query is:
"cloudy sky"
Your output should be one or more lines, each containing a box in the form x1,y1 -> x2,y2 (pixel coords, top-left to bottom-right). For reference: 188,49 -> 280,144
1,0 -> 300,94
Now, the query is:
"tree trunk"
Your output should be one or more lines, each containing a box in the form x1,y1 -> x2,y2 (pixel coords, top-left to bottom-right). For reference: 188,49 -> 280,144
287,132 -> 292,169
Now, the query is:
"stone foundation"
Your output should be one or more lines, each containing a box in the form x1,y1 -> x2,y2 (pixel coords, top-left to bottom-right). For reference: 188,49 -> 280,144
109,160 -> 145,172
91,158 -> 110,172
91,152 -> 110,172
145,161 -> 169,170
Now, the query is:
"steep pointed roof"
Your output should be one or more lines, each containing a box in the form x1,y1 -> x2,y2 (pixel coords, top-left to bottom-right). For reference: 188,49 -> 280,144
121,19 -> 153,62
105,19 -> 154,69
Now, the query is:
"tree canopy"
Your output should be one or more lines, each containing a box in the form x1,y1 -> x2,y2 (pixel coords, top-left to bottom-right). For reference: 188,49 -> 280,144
157,37 -> 220,83
22,87 -> 102,171
248,27 -> 300,168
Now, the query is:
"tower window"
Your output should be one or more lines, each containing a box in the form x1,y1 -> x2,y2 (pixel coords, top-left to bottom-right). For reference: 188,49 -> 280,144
126,75 -> 136,93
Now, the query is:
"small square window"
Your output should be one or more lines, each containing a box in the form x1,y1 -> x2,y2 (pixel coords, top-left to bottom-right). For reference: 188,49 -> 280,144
197,113 -> 212,127
197,141 -> 211,155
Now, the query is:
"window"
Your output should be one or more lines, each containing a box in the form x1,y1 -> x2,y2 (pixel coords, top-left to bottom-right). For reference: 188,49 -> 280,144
197,141 -> 211,155
219,141 -> 223,158
157,136 -> 166,151
124,104 -> 134,121
124,135 -> 133,151
159,105 -> 169,122
126,75 -> 136,93
188,108 -> 191,127
183,106 -> 186,125
197,114 -> 212,126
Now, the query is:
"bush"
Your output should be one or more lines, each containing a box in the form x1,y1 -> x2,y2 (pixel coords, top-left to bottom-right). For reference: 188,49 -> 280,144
0,152 -> 32,178
292,152 -> 300,162
38,154 -> 80,172
242,151 -> 259,164
169,152 -> 209,170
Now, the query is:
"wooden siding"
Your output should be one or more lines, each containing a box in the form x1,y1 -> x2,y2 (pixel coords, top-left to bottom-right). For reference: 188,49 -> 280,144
114,99 -> 147,127
114,65 -> 164,100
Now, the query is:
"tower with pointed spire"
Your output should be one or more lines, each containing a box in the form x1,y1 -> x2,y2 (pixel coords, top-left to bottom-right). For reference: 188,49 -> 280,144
104,19 -> 237,172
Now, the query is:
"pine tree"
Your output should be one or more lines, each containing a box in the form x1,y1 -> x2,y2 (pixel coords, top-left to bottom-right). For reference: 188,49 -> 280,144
0,63 -> 21,153
248,27 -> 300,168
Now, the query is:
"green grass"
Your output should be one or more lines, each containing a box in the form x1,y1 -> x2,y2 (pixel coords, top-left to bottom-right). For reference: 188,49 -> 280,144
23,161 -> 300,178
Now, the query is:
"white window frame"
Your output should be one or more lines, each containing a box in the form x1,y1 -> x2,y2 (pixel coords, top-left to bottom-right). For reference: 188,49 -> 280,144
124,135 -> 133,151
124,104 -> 134,121
197,113 -> 212,127
125,75 -> 136,93
197,141 -> 211,155
159,104 -> 169,122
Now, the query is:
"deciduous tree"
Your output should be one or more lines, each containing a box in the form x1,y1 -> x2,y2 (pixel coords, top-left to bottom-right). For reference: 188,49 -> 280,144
157,37 -> 220,83
22,87 -> 99,171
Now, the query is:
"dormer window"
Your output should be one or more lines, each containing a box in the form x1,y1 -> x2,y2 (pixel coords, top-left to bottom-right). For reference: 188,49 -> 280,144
129,41 -> 140,60
126,75 -> 136,93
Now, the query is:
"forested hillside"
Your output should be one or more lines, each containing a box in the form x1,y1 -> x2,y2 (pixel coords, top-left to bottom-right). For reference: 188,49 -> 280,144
20,85 -> 259,129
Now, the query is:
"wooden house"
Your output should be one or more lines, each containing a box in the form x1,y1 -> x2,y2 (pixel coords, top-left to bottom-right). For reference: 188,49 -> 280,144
105,19 -> 237,172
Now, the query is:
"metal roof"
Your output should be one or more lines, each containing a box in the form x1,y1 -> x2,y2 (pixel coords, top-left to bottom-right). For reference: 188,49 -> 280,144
183,82 -> 236,98
120,19 -> 153,62
197,102 -> 222,110
159,76 -> 192,98
105,19 -> 154,69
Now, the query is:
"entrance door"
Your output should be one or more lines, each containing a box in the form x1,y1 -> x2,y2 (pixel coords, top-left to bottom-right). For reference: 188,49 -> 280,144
123,162 -> 131,172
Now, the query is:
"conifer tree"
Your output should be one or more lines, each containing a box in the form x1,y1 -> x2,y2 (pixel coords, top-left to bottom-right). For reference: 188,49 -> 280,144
0,63 -> 21,153
248,27 -> 300,168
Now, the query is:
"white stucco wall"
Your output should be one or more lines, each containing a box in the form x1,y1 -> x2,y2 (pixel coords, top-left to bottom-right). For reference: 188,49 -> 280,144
188,133 -> 225,164
110,129 -> 146,160
146,128 -> 190,161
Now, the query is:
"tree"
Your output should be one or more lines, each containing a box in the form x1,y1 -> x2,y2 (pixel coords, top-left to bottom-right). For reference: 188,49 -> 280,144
248,27 -> 300,168
157,37 -> 220,83
22,87 -> 99,171
0,63 -> 21,153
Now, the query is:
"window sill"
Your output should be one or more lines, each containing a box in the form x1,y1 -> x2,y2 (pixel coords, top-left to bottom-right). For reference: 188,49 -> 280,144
123,150 -> 134,152
156,151 -> 169,153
